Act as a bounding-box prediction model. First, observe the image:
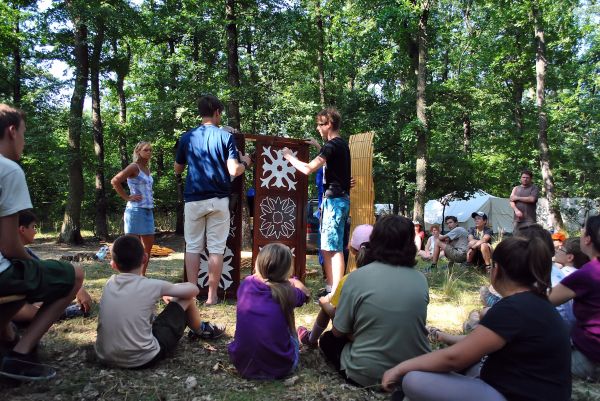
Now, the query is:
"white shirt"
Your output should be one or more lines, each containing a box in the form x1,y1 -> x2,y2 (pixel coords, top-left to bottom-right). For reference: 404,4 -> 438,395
0,154 -> 32,273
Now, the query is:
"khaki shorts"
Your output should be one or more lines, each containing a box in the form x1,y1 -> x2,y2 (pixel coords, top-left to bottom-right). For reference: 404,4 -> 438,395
184,197 -> 229,254
445,246 -> 467,263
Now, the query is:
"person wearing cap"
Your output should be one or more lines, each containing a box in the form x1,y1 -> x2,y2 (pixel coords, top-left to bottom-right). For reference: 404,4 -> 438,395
552,231 -> 567,252
467,212 -> 493,271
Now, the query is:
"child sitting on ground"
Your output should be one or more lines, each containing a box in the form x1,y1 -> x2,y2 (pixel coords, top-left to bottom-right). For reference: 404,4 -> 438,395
95,235 -> 225,368
11,210 -> 92,322
228,243 -> 310,379
554,237 -> 589,276
297,224 -> 373,347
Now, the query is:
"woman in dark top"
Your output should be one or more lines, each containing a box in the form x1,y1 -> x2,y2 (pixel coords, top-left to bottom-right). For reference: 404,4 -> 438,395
382,236 -> 571,401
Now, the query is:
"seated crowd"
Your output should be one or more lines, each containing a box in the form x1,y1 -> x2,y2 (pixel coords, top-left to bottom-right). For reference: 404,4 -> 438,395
2,103 -> 600,401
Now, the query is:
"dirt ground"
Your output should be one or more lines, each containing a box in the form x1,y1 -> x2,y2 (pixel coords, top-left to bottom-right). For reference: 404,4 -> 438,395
28,232 -> 187,261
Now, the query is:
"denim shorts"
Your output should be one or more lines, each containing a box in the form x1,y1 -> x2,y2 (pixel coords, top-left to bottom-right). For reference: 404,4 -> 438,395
320,197 -> 350,252
124,207 -> 155,235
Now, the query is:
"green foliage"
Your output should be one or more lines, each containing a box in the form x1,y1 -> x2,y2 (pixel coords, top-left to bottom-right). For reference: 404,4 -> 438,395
0,0 -> 597,231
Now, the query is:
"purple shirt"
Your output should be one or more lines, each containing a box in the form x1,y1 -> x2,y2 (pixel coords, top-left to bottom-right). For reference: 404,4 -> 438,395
560,258 -> 600,362
228,275 -> 307,379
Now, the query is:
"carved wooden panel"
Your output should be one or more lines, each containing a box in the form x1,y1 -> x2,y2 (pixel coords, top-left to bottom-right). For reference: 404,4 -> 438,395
251,137 -> 309,282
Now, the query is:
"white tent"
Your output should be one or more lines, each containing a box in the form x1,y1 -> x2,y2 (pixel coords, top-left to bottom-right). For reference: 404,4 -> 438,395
424,191 -> 514,234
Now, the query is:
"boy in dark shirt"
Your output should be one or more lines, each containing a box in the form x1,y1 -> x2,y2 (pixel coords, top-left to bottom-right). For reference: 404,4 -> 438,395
282,107 -> 351,296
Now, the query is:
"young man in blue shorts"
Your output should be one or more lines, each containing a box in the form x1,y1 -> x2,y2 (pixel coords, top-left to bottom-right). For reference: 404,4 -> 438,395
283,107 -> 351,296
0,104 -> 84,380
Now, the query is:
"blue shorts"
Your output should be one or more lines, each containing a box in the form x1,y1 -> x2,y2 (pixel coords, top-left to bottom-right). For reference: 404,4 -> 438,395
320,197 -> 350,252
124,207 -> 155,235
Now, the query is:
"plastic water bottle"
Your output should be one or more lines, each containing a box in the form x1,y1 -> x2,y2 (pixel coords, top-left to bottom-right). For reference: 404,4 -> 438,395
95,245 -> 109,261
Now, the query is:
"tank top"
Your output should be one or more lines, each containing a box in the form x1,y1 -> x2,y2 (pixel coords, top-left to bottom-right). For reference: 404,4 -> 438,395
126,165 -> 154,209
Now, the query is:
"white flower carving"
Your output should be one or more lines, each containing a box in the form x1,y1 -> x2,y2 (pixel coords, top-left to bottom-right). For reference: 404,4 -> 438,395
260,146 -> 297,191
259,196 -> 296,239
197,247 -> 234,290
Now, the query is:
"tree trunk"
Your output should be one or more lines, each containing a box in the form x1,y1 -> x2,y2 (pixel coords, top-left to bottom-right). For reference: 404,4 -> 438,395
244,28 -> 259,134
91,19 -> 108,240
512,79 -> 524,138
463,114 -> 471,153
533,4 -> 564,230
413,1 -> 430,224
12,11 -> 21,106
60,3 -> 88,244
315,0 -> 326,107
226,0 -> 251,249
226,0 -> 241,129
112,40 -> 131,170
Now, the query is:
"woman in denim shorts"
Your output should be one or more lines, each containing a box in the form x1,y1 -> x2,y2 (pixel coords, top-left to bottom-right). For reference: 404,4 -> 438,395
111,141 -> 155,275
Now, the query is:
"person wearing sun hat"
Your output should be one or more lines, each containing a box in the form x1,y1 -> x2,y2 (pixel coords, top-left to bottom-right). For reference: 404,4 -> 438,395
467,211 -> 493,271
413,221 -> 425,252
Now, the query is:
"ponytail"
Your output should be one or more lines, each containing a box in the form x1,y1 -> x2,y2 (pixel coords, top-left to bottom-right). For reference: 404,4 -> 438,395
493,237 -> 552,298
255,243 -> 297,335
355,242 -> 373,268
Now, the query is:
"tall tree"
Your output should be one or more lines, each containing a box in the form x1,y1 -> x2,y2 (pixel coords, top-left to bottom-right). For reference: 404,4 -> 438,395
110,39 -> 131,169
315,0 -> 326,107
11,1 -> 21,106
90,9 -> 108,240
226,0 -> 241,129
413,0 -> 430,223
60,0 -> 88,244
533,2 -> 563,230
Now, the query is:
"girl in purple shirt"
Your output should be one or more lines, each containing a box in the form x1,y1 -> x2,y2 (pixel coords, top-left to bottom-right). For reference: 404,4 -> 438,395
228,243 -> 310,379
551,215 -> 600,380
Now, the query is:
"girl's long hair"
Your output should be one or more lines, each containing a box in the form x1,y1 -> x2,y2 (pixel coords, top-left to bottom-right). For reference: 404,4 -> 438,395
255,243 -> 297,334
493,236 -> 552,297
132,141 -> 151,163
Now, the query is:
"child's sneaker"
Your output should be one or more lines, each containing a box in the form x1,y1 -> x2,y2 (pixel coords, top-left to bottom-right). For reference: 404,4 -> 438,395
297,326 -> 317,348
0,352 -> 56,381
60,304 -> 85,320
189,321 -> 225,340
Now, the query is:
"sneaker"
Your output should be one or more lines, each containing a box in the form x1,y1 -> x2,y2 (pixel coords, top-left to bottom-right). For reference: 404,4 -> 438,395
61,304 -> 85,320
297,326 -> 317,348
315,288 -> 330,298
463,310 -> 481,333
0,354 -> 56,381
191,322 -> 225,340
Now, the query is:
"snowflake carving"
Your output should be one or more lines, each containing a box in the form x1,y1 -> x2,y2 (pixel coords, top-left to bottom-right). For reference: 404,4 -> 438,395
259,197 -> 296,239
197,247 -> 234,290
260,146 -> 297,191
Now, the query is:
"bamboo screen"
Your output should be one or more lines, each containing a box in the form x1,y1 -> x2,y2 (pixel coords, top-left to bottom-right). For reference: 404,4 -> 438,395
347,132 -> 375,272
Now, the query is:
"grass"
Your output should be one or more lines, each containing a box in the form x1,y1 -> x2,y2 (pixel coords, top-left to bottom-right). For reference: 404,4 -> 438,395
2,243 -> 599,400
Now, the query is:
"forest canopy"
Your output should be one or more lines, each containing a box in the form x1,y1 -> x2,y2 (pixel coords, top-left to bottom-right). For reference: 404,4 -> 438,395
0,0 -> 598,242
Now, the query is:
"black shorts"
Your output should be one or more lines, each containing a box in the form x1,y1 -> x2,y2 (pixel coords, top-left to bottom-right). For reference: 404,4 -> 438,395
140,302 -> 186,367
0,259 -> 75,304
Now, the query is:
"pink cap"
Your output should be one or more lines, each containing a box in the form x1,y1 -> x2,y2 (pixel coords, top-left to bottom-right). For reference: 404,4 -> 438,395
350,224 -> 373,251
